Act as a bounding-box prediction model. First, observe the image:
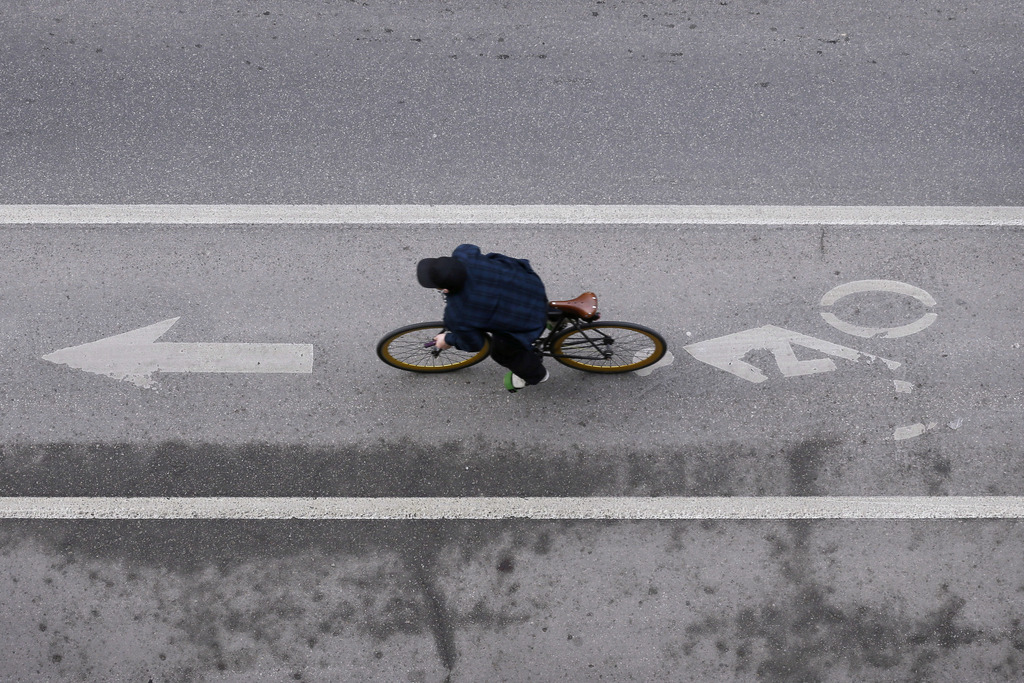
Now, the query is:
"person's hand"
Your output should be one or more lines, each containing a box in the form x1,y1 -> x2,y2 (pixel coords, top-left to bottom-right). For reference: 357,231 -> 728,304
433,333 -> 451,350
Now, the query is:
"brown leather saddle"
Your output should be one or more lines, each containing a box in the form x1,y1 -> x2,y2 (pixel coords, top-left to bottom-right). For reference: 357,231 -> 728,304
548,292 -> 599,320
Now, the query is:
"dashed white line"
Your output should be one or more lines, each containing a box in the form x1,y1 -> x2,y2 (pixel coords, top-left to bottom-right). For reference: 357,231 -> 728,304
1,205 -> 1022,225
2,497 -> 1024,519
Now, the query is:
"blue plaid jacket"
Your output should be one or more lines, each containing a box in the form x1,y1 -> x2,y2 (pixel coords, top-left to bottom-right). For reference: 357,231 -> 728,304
442,244 -> 549,352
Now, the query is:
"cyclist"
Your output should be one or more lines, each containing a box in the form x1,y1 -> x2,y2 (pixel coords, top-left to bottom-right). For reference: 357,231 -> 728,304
417,244 -> 550,392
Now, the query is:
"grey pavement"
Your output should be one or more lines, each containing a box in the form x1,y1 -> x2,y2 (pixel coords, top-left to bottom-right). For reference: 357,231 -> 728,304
1,0 -> 1021,205
1,1 -> 1023,682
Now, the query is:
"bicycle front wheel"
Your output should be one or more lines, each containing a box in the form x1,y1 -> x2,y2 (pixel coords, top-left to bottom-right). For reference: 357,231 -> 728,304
376,322 -> 491,372
550,321 -> 667,373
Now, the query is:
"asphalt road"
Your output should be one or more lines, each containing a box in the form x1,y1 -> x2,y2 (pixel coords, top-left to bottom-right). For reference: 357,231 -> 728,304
2,0 -> 1021,205
1,1 -> 1023,681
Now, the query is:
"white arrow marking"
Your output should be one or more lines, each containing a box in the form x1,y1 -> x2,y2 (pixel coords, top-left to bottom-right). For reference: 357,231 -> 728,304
683,325 -> 899,384
894,380 -> 914,394
42,318 -> 313,388
892,422 -> 940,441
633,350 -> 675,377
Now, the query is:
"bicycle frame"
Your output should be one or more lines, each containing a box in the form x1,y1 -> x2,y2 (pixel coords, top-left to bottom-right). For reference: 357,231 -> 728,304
423,313 -> 609,361
533,311 -> 613,361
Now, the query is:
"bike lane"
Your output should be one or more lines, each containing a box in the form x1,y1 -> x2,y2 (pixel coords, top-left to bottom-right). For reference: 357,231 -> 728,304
1,222 -> 1019,456
1,220 -> 1022,681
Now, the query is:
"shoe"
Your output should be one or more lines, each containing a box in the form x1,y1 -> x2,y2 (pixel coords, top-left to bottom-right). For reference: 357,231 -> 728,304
504,370 -> 549,393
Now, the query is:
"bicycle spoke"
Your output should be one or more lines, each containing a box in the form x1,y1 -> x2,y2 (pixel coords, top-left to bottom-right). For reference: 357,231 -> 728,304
550,322 -> 666,373
376,322 -> 492,372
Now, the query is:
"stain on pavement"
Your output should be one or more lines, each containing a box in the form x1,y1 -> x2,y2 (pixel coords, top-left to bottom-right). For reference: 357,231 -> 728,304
1,438 -> 1022,680
678,438 -> 996,682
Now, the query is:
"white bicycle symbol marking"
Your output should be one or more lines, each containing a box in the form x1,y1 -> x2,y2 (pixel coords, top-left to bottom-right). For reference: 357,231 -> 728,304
683,280 -> 944,441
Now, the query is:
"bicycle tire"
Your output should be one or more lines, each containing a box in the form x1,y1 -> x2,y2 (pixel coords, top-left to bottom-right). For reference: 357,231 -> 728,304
376,322 -> 492,373
550,321 -> 667,373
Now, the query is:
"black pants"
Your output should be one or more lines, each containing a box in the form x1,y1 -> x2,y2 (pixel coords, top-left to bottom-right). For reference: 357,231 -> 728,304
489,332 -> 546,384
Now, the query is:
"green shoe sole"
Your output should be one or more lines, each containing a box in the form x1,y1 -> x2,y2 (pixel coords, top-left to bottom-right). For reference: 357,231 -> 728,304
503,372 -> 519,393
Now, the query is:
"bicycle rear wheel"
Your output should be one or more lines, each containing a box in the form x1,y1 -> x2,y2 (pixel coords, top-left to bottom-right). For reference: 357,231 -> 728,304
376,322 -> 491,372
550,321 -> 667,373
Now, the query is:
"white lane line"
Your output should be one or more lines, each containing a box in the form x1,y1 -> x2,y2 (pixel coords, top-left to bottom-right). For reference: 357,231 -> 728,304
1,205 -> 1022,225
3,497 -> 1024,519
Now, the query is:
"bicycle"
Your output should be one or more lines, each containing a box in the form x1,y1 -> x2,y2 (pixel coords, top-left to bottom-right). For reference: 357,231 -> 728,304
376,292 -> 668,374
